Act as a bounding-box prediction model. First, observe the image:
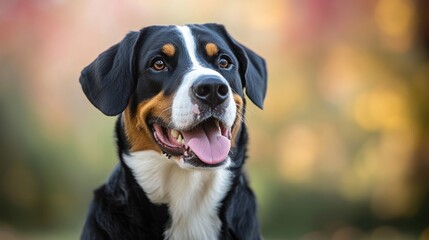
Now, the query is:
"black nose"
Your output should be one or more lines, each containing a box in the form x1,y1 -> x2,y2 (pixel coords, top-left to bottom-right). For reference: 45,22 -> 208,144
193,77 -> 229,108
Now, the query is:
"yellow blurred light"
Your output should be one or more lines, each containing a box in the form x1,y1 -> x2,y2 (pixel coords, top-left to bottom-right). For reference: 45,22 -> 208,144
318,44 -> 361,103
265,73 -> 308,123
374,0 -> 415,52
245,0 -> 288,30
374,0 -> 415,37
278,124 -> 320,183
353,87 -> 409,131
369,89 -> 407,130
354,92 -> 377,130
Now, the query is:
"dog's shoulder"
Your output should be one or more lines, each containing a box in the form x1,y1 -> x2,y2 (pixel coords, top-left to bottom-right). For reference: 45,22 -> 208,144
221,173 -> 260,240
81,166 -> 169,240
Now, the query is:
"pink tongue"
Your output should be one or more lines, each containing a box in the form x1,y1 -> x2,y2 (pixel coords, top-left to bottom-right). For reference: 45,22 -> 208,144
181,121 -> 231,165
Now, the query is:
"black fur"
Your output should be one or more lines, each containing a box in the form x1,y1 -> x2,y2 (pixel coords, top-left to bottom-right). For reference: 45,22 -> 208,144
80,24 -> 267,240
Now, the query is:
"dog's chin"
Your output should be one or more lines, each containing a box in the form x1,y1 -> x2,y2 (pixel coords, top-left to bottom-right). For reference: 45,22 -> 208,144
172,155 -> 231,170
148,117 -> 233,170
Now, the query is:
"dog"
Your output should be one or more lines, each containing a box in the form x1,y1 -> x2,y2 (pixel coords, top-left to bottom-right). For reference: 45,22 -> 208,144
79,23 -> 267,240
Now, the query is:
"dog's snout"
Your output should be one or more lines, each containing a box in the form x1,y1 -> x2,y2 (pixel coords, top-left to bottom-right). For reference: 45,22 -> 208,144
193,77 -> 229,108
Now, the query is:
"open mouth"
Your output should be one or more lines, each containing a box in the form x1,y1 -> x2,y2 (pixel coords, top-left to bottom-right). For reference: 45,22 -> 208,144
150,118 -> 232,167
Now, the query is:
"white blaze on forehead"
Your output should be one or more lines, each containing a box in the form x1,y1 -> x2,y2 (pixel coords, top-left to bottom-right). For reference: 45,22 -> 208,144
172,25 -> 236,130
176,25 -> 225,77
176,26 -> 202,70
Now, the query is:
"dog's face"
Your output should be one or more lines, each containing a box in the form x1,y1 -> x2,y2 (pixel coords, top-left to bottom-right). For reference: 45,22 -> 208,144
80,24 -> 267,170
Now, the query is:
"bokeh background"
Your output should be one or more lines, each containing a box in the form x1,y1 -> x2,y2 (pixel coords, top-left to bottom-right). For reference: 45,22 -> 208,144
1,0 -> 429,239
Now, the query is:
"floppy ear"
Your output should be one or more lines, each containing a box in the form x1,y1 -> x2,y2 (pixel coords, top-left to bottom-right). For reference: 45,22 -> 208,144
79,30 -> 144,116
207,24 -> 267,109
236,44 -> 268,109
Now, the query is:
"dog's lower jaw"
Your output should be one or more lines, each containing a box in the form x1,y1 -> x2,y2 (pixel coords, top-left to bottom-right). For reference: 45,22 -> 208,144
123,150 -> 232,240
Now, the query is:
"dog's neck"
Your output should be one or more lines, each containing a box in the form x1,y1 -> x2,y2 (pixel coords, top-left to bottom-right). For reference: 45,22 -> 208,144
114,115 -> 249,239
122,151 -> 231,240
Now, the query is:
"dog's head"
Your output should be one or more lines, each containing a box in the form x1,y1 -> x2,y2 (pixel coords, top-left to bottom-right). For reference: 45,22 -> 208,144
80,24 -> 267,170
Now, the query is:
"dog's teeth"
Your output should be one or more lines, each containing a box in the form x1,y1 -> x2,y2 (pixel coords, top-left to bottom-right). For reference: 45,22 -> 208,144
172,129 -> 185,145
171,129 -> 179,139
177,134 -> 183,144
214,120 -> 220,128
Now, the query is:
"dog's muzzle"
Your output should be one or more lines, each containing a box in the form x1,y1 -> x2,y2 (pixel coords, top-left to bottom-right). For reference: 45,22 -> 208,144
155,75 -> 236,167
192,76 -> 229,108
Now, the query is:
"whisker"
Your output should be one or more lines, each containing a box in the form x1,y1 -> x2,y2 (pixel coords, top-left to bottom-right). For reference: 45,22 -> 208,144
242,104 -> 256,117
230,88 -> 257,118
153,106 -> 174,129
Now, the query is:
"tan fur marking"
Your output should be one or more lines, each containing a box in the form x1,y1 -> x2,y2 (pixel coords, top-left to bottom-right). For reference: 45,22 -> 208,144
205,43 -> 219,57
162,43 -> 176,57
123,93 -> 173,152
231,94 -> 244,147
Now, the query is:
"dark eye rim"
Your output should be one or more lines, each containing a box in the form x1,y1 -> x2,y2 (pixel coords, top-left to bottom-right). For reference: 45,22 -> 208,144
218,55 -> 233,69
150,56 -> 168,72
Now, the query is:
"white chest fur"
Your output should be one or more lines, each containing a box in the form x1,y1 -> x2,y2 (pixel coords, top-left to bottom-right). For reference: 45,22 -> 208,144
123,151 -> 231,240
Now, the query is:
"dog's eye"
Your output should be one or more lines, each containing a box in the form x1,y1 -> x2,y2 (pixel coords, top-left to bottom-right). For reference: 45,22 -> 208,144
218,56 -> 232,69
151,58 -> 167,71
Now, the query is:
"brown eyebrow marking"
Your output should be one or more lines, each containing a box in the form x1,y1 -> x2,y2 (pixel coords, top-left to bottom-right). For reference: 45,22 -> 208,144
162,43 -> 176,57
205,43 -> 219,57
